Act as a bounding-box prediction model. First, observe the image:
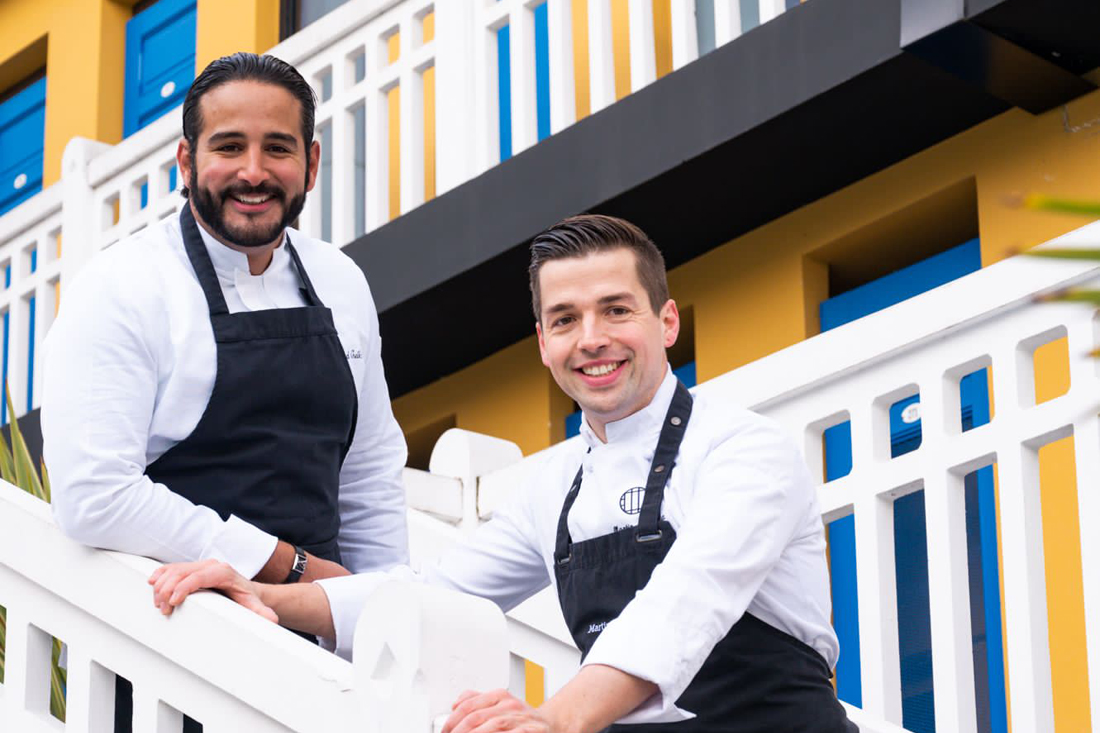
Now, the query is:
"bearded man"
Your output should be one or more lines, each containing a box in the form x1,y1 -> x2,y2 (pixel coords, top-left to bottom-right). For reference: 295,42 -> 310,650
41,53 -> 408,732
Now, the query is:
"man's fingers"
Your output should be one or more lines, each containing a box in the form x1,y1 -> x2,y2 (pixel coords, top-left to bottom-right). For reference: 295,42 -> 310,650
442,690 -> 527,733
451,690 -> 480,710
239,593 -> 279,624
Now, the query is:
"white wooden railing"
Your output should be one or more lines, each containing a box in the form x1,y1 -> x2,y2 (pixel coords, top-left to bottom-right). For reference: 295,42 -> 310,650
0,0 -> 797,425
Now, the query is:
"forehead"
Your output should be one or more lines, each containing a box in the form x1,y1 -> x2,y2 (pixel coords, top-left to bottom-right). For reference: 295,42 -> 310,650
537,248 -> 644,305
196,80 -> 303,140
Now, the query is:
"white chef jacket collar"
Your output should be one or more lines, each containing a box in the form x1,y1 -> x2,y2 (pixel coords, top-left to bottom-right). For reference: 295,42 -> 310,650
194,216 -> 289,283
579,365 -> 678,448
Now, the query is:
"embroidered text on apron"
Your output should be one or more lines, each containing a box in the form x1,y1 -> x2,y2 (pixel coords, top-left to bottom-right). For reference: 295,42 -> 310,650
553,381 -> 855,732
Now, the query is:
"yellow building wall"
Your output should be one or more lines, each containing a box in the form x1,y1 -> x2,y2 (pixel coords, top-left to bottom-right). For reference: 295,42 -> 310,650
0,0 -> 280,188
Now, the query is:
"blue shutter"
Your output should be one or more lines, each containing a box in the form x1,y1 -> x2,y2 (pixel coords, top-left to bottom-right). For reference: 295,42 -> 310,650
124,0 -> 197,137
0,77 -> 47,218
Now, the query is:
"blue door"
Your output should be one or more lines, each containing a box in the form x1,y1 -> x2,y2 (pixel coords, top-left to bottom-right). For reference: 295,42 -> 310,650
0,77 -> 46,218
819,239 -> 1006,733
123,0 -> 197,137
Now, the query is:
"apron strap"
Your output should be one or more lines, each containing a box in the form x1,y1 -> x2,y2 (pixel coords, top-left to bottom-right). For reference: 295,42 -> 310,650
285,236 -> 326,308
179,204 -> 231,317
553,379 -> 694,564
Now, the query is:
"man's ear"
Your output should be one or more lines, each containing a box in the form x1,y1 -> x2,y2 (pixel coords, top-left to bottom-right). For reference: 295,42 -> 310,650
660,299 -> 680,349
536,320 -> 551,368
305,139 -> 321,192
177,139 -> 192,188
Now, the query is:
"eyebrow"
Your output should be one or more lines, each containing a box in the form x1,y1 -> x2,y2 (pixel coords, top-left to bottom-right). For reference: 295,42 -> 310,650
543,292 -> 637,316
206,131 -> 299,147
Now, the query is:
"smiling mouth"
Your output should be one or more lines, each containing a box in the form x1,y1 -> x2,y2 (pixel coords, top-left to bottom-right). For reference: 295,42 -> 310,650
230,193 -> 274,205
579,361 -> 624,377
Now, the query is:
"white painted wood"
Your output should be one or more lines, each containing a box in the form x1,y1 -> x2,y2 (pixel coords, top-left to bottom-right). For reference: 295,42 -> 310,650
713,0 -> 743,47
62,649 -> 116,733
509,3 -> 538,155
546,0 -> 576,133
758,0 -> 786,24
670,0 -> 700,70
587,0 -> 617,113
627,0 -> 657,92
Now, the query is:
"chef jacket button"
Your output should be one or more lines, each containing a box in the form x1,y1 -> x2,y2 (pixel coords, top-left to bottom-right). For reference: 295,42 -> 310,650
654,464 -> 666,473
670,416 -> 682,426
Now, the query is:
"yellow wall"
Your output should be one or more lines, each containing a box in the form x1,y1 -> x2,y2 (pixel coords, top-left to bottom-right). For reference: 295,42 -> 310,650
0,0 -> 280,188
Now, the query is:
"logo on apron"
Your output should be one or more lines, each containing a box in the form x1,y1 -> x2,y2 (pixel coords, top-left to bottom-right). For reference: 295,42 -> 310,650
619,486 -> 644,515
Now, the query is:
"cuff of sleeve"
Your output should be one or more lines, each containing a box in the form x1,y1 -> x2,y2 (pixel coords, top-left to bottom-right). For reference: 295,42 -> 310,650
202,515 -> 278,580
581,622 -> 704,725
314,572 -> 392,660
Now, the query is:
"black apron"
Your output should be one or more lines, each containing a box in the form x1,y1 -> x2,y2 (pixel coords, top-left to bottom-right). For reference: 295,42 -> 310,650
116,205 -> 359,733
553,381 -> 855,732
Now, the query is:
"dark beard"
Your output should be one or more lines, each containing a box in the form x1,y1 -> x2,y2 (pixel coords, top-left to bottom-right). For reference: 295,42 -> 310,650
189,168 -> 307,248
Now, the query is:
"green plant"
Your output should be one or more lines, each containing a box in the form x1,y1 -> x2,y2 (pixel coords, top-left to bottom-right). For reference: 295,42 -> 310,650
0,387 -> 65,721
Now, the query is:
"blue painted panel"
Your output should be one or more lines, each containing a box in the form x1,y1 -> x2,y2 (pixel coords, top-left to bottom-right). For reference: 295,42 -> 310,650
26,295 -> 35,411
565,409 -> 582,439
829,514 -> 861,706
890,395 -> 922,458
0,77 -> 46,217
124,0 -> 196,137
169,164 -> 178,192
497,24 -> 513,162
896,491 -> 936,733
2,311 -> 9,425
819,240 -> 981,332
534,3 -> 551,142
824,421 -> 852,481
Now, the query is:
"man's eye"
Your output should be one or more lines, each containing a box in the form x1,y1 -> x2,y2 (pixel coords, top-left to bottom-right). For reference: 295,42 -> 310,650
608,306 -> 630,316
268,145 -> 291,154
216,144 -> 242,152
553,316 -> 575,328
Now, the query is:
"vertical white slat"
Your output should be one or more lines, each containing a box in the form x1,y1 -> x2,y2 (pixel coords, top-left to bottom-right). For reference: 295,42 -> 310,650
627,0 -> 656,92
1065,315 -> 1100,731
923,465 -> 978,733
509,4 -> 538,155
712,0 -> 743,47
473,7 -> 502,174
399,13 -> 425,215
8,287 -> 28,419
587,0 -> 616,113
546,0 -> 576,134
329,57 -> 354,245
4,609 -> 52,718
758,0 -> 786,24
434,0 -> 477,194
669,0 -> 700,70
992,399 -> 1055,733
131,689 -> 183,733
854,491 -> 905,723
508,653 -> 527,701
64,650 -> 116,733
364,40 -> 389,233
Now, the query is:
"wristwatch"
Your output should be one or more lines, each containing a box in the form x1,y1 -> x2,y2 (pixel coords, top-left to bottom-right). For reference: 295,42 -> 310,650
282,545 -> 308,584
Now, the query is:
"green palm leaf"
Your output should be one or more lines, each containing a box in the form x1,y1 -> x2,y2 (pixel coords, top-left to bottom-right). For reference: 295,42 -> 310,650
1024,194 -> 1100,217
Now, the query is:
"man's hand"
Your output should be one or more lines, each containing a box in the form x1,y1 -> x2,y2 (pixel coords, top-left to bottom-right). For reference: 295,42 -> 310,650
149,560 -> 278,623
441,689 -> 552,733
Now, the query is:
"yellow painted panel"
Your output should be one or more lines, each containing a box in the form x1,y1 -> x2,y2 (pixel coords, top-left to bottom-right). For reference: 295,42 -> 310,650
524,660 -> 546,706
388,85 -> 401,220
388,31 -> 401,64
611,0 -> 630,100
424,65 -> 436,201
1037,436 -> 1091,733
195,0 -> 280,72
652,0 -> 672,79
571,0 -> 591,119
422,10 -> 435,43
1033,336 -> 1070,404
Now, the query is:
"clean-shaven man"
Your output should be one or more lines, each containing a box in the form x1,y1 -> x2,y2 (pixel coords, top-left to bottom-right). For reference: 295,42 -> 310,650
42,53 -> 407,731
151,216 -> 854,732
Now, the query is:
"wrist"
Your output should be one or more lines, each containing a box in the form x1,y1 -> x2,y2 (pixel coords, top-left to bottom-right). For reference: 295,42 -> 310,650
281,545 -> 308,583
539,698 -> 584,733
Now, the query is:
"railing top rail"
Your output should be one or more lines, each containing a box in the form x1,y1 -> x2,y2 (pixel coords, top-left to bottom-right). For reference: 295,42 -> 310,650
0,184 -> 62,244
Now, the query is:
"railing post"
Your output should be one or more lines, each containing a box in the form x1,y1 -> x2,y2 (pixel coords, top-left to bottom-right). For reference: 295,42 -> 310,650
627,0 -> 657,93
435,2 -> 477,194
546,0 -> 576,134
587,0 -> 616,114
669,0 -> 700,71
3,606 -> 52,720
429,428 -> 523,532
354,582 -> 510,733
60,138 -> 112,289
65,648 -> 117,732
712,0 -> 743,48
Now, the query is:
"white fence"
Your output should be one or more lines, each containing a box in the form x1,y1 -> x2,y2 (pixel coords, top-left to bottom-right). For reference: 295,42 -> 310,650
0,0 -> 797,424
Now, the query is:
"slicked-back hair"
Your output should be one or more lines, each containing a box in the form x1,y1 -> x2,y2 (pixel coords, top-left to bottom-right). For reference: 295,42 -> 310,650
180,52 -> 317,197
529,214 -> 669,321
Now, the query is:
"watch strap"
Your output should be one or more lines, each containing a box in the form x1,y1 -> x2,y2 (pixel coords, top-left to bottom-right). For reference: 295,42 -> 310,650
282,545 -> 308,584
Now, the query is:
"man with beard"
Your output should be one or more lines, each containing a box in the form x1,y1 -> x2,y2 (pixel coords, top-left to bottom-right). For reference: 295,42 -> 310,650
41,53 -> 407,731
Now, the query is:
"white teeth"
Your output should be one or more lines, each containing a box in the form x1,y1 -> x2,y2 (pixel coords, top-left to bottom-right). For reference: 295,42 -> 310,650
582,362 -> 622,377
235,195 -> 271,204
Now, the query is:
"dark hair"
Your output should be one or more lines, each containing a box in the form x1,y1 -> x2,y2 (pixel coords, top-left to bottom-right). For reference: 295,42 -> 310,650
528,214 -> 669,321
180,52 -> 317,196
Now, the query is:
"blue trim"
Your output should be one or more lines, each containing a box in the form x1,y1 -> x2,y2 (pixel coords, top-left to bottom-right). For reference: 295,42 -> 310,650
534,2 -> 551,142
2,311 -> 9,425
819,239 -> 981,332
169,165 -> 178,192
829,514 -> 861,706
497,24 -> 513,162
140,181 -> 149,209
895,491 -> 936,733
565,409 -> 582,438
30,248 -> 36,274
26,296 -> 34,411
0,76 -> 47,217
5,264 -> 11,289
672,361 -> 696,388
123,0 -> 196,137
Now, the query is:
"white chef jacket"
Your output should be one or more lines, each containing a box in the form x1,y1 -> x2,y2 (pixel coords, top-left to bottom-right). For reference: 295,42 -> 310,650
41,214 -> 409,578
318,368 -> 837,724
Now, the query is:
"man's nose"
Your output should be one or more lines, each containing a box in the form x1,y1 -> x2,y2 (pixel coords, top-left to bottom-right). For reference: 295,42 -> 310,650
237,148 -> 267,186
577,318 -> 610,353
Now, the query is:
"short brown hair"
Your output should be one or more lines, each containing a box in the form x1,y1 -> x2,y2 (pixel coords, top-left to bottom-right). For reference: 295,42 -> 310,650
528,214 -> 669,321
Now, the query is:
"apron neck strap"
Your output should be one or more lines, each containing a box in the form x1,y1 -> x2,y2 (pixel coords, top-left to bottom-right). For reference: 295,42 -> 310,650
553,379 -> 694,565
285,237 -> 325,307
